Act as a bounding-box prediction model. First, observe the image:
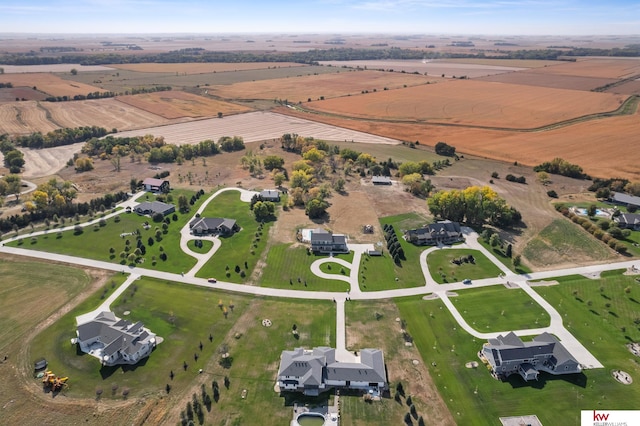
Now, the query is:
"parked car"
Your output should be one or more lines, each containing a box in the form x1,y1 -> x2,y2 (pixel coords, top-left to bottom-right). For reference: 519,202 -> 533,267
463,278 -> 472,285
208,278 -> 217,283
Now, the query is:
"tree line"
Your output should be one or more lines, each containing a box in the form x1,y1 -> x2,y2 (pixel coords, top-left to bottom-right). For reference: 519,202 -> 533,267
10,126 -> 110,149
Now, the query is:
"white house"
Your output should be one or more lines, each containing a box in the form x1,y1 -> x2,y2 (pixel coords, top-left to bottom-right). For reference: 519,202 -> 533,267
76,311 -> 158,366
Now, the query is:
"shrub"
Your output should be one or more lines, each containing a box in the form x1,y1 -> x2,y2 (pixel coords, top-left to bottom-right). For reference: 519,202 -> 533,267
547,190 -> 558,198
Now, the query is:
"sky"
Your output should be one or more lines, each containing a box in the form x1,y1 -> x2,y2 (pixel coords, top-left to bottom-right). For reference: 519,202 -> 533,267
0,0 -> 639,35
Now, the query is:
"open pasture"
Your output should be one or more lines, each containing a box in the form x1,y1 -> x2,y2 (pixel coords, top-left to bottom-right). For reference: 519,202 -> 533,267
114,111 -> 399,145
208,69 -> 433,103
116,90 -> 251,119
110,62 -> 305,74
303,79 -> 627,128
0,72 -> 102,97
320,59 -> 526,78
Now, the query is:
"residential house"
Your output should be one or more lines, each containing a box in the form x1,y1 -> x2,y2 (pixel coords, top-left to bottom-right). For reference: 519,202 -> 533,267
404,220 -> 463,246
259,190 -> 281,202
372,176 -> 392,185
310,229 -> 348,254
142,178 -> 170,193
134,201 -> 175,216
76,311 -> 158,366
611,192 -> 640,209
189,217 -> 239,236
481,332 -> 581,382
277,347 -> 387,396
614,213 -> 640,230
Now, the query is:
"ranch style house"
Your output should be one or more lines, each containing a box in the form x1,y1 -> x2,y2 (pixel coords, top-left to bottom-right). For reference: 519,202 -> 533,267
404,220 -> 464,246
142,177 -> 170,193
134,201 -> 176,217
189,217 -> 239,236
611,192 -> 640,209
76,311 -> 158,367
614,213 -> 640,230
259,189 -> 281,202
481,332 -> 581,382
277,347 -> 387,396
309,229 -> 348,254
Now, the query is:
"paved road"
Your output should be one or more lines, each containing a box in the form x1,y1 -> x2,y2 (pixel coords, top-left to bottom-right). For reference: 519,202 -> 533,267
2,192 -> 636,370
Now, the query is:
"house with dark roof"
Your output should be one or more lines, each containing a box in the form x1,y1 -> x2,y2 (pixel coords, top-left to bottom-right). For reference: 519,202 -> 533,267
614,213 -> 640,230
372,176 -> 392,185
189,217 -> 239,236
134,201 -> 175,216
76,311 -> 158,366
259,189 -> 280,202
481,332 -> 581,382
404,220 -> 463,246
277,347 -> 387,396
611,192 -> 640,208
142,178 -> 170,193
310,229 -> 348,254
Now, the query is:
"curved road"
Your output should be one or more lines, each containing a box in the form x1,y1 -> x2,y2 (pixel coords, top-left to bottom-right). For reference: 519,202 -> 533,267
2,189 -> 635,367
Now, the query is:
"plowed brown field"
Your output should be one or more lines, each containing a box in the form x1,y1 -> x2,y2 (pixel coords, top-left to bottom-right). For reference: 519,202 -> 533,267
277,106 -> 640,181
110,62 -> 305,74
116,91 -> 251,119
209,70 -> 436,103
528,58 -> 640,79
0,101 -> 58,135
477,71 -> 616,91
0,73 -> 102,97
303,79 -> 627,128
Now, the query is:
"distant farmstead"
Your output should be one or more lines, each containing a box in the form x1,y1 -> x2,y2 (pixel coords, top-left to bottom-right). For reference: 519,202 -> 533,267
76,311 -> 158,367
142,178 -> 170,193
404,220 -> 463,246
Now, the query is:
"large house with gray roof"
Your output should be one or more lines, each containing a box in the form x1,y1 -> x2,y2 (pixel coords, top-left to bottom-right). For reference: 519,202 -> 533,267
404,220 -> 463,246
189,217 -> 239,236
76,311 -> 158,367
611,192 -> 640,209
277,347 -> 387,396
481,332 -> 581,382
309,229 -> 348,254
614,213 -> 640,230
134,201 -> 176,217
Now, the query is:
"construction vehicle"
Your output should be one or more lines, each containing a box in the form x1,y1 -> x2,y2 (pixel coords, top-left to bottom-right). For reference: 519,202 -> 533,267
42,371 -> 69,392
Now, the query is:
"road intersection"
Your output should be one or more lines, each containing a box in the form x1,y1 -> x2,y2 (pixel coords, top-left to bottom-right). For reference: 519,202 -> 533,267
2,188 -> 636,367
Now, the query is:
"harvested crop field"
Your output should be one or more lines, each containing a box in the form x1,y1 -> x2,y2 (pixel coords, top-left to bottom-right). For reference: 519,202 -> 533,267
477,71 -> 616,91
209,69 -> 434,103
0,101 -> 58,134
0,86 -> 48,103
110,62 -> 305,74
277,106 -> 640,181
303,79 -> 627,128
319,59 -> 527,78
116,90 -> 251,119
527,57 -> 640,79
20,142 -> 85,178
604,79 -> 640,95
0,64 -> 115,73
114,111 -> 399,145
0,73 -> 102,97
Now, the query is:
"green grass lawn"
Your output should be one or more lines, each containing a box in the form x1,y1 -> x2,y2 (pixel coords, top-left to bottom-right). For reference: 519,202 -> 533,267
376,213 -> 433,287
0,259 -> 92,353
194,190 -> 274,283
396,270 -> 640,426
358,252 -> 425,291
522,219 -> 614,267
187,238 -> 214,253
451,286 -> 550,332
7,189 -> 208,274
260,243 -> 352,292
475,235 -> 531,274
330,140 -> 443,165
319,261 -> 350,276
426,249 -> 502,284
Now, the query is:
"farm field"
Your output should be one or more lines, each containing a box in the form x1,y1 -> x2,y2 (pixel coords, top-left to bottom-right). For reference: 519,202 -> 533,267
527,57 -> 640,79
0,72 -> 102,97
110,62 -> 305,74
116,90 -> 251,119
277,104 -> 640,181
320,59 -> 527,78
208,69 -> 436,103
477,71 -> 617,91
302,79 -> 628,129
0,86 -> 48,102
60,65 -> 340,93
114,110 -> 399,145
0,98 -> 171,136
605,79 -> 640,95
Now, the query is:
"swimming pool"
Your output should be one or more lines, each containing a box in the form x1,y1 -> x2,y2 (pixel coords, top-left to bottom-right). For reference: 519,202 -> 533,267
296,413 -> 326,426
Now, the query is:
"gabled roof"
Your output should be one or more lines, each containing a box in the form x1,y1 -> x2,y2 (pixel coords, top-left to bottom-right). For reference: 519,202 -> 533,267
260,189 -> 280,199
616,213 -> 640,226
372,176 -> 391,184
406,221 -> 462,238
142,177 -> 168,186
612,192 -> 640,206
485,332 -> 579,367
189,217 -> 236,232
135,201 -> 175,214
